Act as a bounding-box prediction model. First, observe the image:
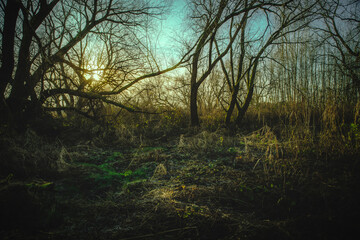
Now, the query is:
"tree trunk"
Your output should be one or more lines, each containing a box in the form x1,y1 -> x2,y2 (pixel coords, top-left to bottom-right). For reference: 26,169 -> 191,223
7,22 -> 33,128
0,1 -> 20,126
235,84 -> 254,125
189,39 -> 201,127
190,82 -> 200,127
4,0 -> 61,128
225,83 -> 241,125
0,0 -> 20,98
235,60 -> 258,125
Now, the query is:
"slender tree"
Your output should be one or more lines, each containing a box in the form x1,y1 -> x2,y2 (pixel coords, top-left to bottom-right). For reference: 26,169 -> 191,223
186,0 -> 318,127
316,0 -> 360,97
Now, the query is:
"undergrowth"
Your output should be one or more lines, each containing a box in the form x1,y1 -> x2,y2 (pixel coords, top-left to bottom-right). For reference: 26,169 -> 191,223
0,100 -> 359,239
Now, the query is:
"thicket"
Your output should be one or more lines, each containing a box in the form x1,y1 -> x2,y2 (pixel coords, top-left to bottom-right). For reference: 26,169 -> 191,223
1,0 -> 360,239
1,95 -> 359,239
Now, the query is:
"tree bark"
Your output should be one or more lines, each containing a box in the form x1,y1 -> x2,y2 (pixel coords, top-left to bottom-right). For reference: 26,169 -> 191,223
225,24 -> 246,125
235,60 -> 258,125
236,83 -> 254,125
190,82 -> 200,127
225,84 -> 241,125
189,0 -> 228,127
0,0 -> 20,98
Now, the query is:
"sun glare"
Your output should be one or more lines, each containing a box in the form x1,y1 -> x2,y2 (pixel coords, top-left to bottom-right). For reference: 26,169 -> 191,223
91,70 -> 102,81
86,64 -> 103,81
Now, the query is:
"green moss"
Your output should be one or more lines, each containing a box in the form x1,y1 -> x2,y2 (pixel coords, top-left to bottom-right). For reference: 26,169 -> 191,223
26,181 -> 53,189
84,163 -> 153,190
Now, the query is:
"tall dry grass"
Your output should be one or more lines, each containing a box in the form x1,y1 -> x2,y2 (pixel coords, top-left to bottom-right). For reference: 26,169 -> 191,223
0,129 -> 69,178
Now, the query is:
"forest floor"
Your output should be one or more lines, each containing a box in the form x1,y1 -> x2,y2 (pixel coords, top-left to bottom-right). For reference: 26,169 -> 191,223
1,127 -> 360,239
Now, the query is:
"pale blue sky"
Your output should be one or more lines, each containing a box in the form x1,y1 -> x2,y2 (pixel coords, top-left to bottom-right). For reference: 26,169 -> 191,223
156,0 -> 188,60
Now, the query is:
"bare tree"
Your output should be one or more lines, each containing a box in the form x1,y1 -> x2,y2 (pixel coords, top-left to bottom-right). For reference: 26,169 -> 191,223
0,0 -> 190,129
225,0 -> 318,126
186,0 -> 318,127
316,0 -> 360,96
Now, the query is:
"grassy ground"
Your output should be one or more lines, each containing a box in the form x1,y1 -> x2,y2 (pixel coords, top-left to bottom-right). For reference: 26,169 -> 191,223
1,124 -> 360,239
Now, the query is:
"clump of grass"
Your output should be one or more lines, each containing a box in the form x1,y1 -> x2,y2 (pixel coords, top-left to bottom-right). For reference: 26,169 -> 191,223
127,146 -> 168,170
199,109 -> 226,131
177,129 -> 238,156
241,126 -> 289,177
279,124 -> 315,159
243,126 -> 280,157
316,99 -> 360,157
152,163 -> 168,179
0,129 -> 64,178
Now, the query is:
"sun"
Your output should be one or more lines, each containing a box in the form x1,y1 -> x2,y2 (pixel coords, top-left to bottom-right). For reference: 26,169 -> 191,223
86,64 -> 103,81
90,70 -> 102,81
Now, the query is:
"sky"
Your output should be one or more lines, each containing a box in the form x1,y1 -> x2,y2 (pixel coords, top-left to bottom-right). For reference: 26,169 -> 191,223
155,0 -> 189,61
86,0 -> 190,81
154,0 -> 269,66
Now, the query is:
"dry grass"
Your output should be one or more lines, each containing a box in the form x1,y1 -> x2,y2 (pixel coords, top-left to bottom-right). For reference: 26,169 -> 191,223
177,129 -> 239,154
1,98 -> 359,239
0,129 -> 68,178
1,124 -> 359,239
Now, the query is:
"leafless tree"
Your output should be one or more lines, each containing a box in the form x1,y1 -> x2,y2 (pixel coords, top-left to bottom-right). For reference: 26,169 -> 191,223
315,0 -> 360,96
186,0 -> 318,127
0,0 -> 190,129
